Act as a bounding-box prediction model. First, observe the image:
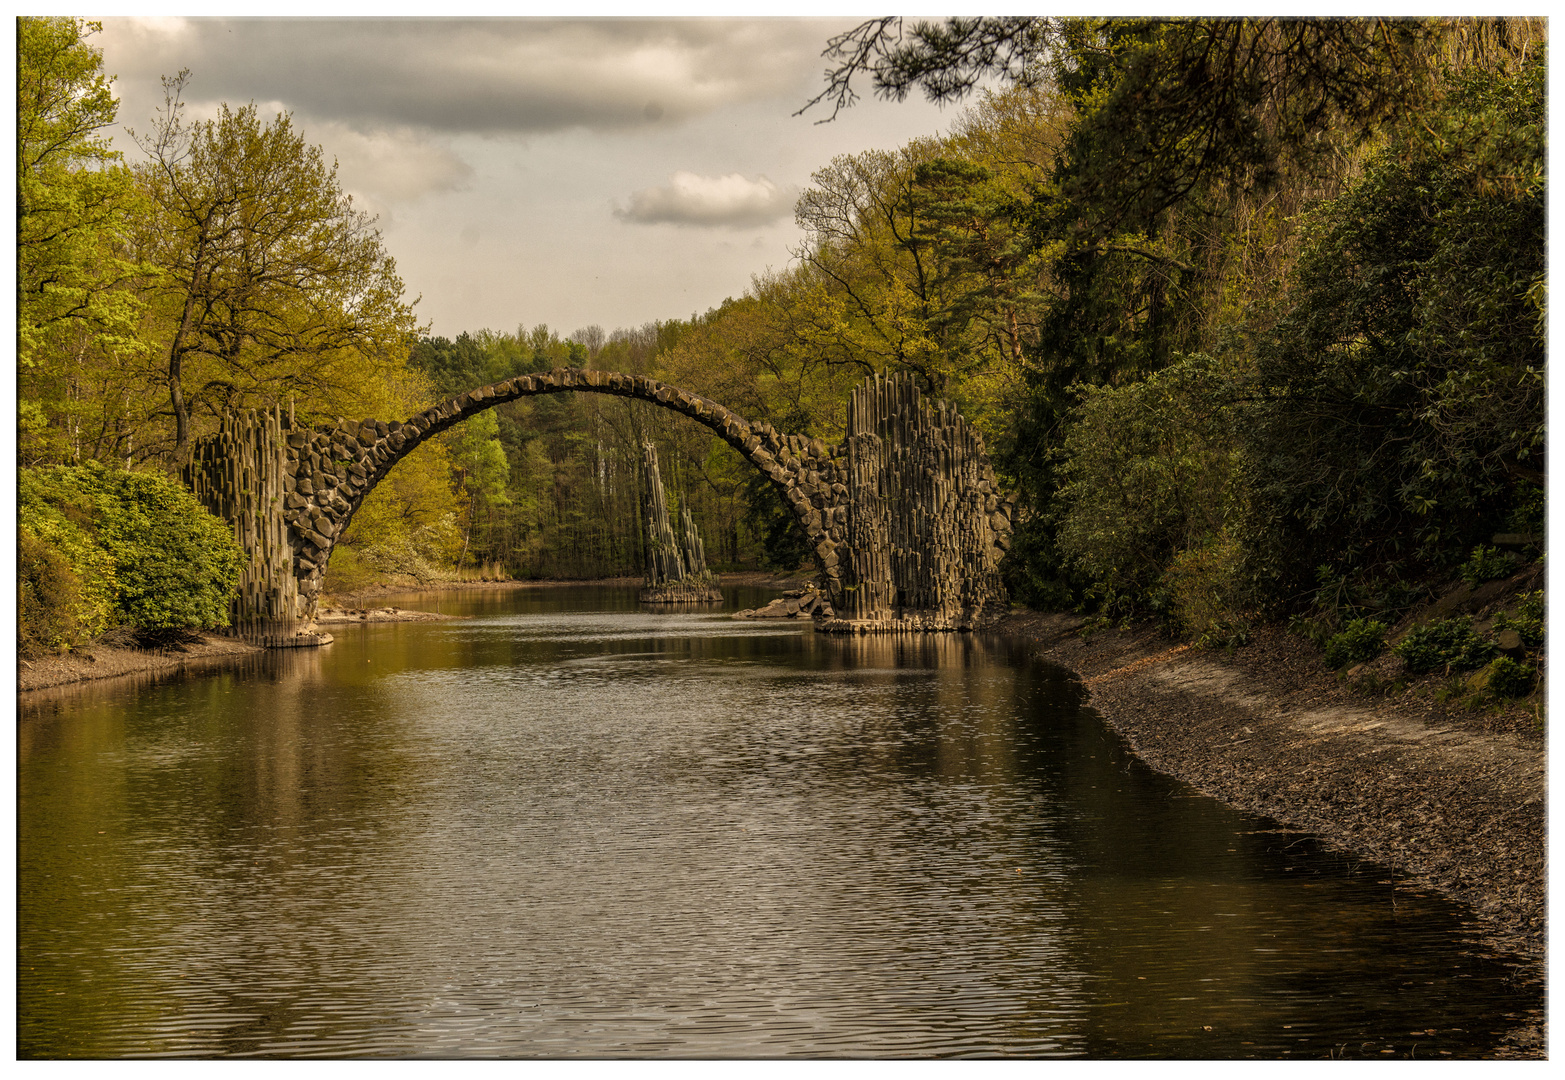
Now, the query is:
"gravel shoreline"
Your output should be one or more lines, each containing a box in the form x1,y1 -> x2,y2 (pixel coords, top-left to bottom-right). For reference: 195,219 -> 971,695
994,611 -> 1546,1056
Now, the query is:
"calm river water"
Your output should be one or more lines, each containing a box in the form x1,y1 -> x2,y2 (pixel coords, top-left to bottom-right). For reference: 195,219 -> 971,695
17,585 -> 1540,1058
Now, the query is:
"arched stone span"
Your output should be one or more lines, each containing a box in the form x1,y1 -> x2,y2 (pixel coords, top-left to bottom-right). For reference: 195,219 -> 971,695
280,367 -> 846,610
183,368 -> 1013,642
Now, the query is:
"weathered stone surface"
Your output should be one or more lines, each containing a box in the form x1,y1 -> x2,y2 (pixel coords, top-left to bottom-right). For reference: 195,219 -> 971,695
831,371 -> 1009,631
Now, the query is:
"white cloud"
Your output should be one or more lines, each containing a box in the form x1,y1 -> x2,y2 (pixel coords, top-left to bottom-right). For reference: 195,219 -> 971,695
615,172 -> 797,228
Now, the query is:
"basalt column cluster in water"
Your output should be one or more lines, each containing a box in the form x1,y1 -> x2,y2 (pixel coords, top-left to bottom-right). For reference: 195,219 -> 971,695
183,367 -> 1012,642
639,442 -> 723,604
826,373 -> 1013,632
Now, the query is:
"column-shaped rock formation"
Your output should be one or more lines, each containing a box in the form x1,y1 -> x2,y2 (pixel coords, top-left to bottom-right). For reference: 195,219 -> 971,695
639,442 -> 723,603
820,372 -> 1012,632
182,405 -> 330,646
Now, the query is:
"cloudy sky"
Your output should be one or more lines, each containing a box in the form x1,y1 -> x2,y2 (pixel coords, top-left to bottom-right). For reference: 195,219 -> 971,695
91,14 -> 965,341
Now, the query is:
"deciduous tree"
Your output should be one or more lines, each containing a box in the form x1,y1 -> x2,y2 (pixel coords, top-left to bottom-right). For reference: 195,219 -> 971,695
130,73 -> 419,460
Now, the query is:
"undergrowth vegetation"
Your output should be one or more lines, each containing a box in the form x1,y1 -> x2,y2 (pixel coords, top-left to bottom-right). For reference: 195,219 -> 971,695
17,464 -> 242,655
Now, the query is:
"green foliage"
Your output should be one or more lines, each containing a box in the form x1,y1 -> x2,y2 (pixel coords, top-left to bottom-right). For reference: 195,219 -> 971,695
741,470 -> 814,573
1493,590 -> 1545,648
17,528 -> 90,657
131,75 -> 419,457
1324,618 -> 1387,669
17,464 -> 243,640
1159,533 -> 1251,647
355,513 -> 463,584
1459,545 -> 1515,586
1245,54 -> 1544,588
16,16 -> 151,464
1055,352 -> 1244,600
1506,482 -> 1544,535
998,515 -> 1077,611
17,470 -> 120,640
1394,616 -> 1497,675
94,469 -> 245,630
1481,656 -> 1535,699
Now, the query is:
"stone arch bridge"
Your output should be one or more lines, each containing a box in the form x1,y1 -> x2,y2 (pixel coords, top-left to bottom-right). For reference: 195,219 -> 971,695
184,369 -> 1013,644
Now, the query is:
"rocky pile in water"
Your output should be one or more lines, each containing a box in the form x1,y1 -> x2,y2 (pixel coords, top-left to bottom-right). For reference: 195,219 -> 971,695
733,587 -> 833,620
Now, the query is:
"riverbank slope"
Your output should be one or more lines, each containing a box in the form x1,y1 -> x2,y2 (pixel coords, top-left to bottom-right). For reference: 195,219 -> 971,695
16,631 -> 264,693
996,612 -> 1545,975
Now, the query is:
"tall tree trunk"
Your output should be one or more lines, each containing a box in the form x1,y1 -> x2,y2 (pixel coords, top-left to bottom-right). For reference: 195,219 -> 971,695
167,230 -> 210,464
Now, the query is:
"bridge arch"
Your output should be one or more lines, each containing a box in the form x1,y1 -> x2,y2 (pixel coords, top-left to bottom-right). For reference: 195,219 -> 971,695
184,368 -> 1012,642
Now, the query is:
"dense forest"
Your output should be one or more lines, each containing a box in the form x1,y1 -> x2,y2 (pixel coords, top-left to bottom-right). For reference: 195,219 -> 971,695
18,17 -> 1545,668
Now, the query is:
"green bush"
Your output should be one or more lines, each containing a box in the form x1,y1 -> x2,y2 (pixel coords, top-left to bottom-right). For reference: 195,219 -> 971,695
1324,617 -> 1386,669
1394,616 -> 1497,675
1460,545 -> 1514,586
17,471 -> 119,644
1484,656 -> 1536,699
1055,352 -> 1247,602
1160,533 -> 1250,646
92,468 -> 244,630
1494,590 -> 1545,648
1244,55 -> 1543,592
18,527 -> 89,657
17,463 -> 243,646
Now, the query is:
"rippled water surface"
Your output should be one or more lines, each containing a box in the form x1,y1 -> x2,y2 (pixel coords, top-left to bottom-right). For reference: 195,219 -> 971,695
18,586 -> 1540,1058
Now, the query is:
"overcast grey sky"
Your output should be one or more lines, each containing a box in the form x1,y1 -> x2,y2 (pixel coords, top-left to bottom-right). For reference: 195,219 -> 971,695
92,15 -> 964,341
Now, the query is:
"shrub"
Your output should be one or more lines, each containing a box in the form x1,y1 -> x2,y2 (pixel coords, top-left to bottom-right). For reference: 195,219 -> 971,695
1161,534 -> 1251,647
1325,618 -> 1386,669
1055,352 -> 1246,601
92,468 -> 245,630
1493,590 -> 1545,647
16,463 -> 243,644
17,471 -> 119,647
358,513 -> 463,583
18,527 -> 88,657
1460,545 -> 1514,586
1394,616 -> 1497,675
1483,656 -> 1536,699
1243,56 -> 1544,590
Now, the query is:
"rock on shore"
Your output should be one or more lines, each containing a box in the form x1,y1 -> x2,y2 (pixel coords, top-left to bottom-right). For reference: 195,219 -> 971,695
314,605 -> 464,624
